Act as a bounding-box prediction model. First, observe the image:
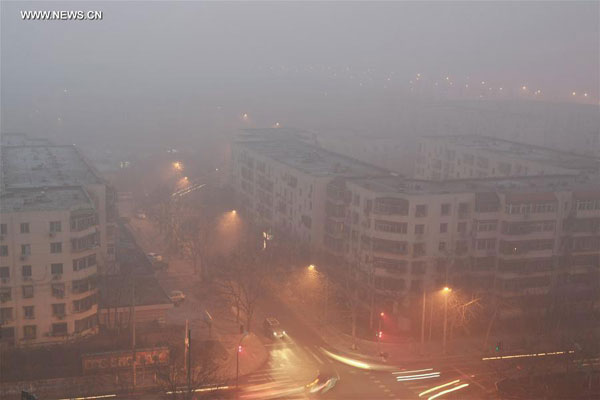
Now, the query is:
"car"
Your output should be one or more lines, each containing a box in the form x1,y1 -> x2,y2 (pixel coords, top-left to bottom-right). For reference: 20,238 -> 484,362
305,371 -> 339,395
135,212 -> 147,219
263,317 -> 286,339
147,252 -> 163,263
169,290 -> 185,305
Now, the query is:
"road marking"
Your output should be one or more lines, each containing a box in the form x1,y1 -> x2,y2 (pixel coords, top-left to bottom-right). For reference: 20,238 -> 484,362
373,379 -> 381,383
452,366 -> 486,391
383,388 -> 391,393
379,384 -> 386,389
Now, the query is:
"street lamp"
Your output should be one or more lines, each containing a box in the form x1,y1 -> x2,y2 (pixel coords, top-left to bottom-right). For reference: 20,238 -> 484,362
442,287 -> 452,355
236,332 -> 249,388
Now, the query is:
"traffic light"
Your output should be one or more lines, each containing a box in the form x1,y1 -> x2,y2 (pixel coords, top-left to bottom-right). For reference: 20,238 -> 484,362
238,345 -> 243,353
377,331 -> 383,339
495,341 -> 503,352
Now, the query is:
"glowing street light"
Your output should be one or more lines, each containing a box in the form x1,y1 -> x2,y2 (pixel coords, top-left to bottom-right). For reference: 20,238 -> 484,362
308,264 -> 316,271
231,210 -> 237,215
572,91 -> 577,96
173,161 -> 183,171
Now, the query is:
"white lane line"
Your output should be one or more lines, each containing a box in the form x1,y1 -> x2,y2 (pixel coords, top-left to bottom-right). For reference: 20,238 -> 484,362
378,384 -> 386,389
373,379 -> 381,383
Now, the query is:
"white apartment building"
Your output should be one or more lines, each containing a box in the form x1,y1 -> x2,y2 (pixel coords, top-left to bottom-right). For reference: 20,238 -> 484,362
230,131 -> 389,249
327,174 -> 600,320
414,135 -> 599,181
0,134 -> 116,346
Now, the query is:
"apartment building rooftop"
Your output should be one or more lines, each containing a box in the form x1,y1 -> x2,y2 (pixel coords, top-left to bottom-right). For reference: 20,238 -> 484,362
350,174 -> 600,196
1,143 -> 103,191
423,134 -> 599,172
236,133 -> 389,178
0,187 -> 94,213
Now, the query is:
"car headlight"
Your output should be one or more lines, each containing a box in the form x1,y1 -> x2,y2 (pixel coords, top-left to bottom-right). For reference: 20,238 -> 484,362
282,331 -> 286,335
273,332 -> 277,336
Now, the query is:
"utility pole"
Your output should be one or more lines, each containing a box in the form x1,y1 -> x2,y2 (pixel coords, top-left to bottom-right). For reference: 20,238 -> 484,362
131,278 -> 136,391
184,319 -> 189,375
443,289 -> 449,355
187,328 -> 191,397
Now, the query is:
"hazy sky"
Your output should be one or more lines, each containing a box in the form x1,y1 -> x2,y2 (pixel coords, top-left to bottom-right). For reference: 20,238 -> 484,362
1,1 -> 598,146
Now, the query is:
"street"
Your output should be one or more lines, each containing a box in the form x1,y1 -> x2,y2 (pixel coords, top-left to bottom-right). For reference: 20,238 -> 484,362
125,214 -> 501,400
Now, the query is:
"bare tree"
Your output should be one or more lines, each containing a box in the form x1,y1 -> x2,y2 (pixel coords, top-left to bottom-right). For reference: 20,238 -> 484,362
154,339 -> 226,400
217,248 -> 268,332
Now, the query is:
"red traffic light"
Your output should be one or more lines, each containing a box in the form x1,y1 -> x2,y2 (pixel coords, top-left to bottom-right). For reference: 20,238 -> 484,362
380,312 -> 385,317
377,331 -> 383,339
238,345 -> 243,353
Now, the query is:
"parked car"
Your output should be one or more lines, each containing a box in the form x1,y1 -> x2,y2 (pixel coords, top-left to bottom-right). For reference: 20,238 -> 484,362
263,317 -> 286,339
135,212 -> 147,219
169,290 -> 185,305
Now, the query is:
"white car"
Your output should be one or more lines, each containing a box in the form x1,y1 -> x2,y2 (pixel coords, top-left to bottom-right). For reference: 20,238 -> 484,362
147,253 -> 163,262
169,290 -> 185,305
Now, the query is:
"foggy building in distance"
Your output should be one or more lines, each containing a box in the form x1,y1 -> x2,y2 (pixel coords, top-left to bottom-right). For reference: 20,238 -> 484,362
414,134 -> 599,181
329,174 -> 600,320
0,133 -> 116,346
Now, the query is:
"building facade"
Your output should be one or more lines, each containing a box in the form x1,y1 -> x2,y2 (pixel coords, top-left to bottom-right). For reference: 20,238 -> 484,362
326,175 -> 600,321
0,134 -> 117,346
230,131 -> 388,249
414,135 -> 599,181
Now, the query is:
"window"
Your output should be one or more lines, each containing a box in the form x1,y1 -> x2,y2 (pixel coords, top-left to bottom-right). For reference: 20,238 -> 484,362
75,314 -> 97,333
0,267 -> 8,279
415,205 -> 427,217
50,242 -> 62,254
458,203 -> 469,216
52,303 -> 66,317
413,243 -> 426,256
50,221 -> 62,233
476,238 -> 497,250
23,306 -> 34,319
439,242 -> 447,251
52,283 -> 65,298
73,293 -> 97,313
20,223 -> 30,234
22,265 -> 32,278
0,246 -> 7,257
414,224 -> 425,234
0,224 -> 6,235
22,285 -> 33,298
0,307 -> 13,323
23,325 -> 36,339
21,244 -> 31,256
375,221 -> 407,234
440,223 -> 448,233
457,222 -> 467,233
477,220 -> 498,232
441,203 -> 451,216
0,288 -> 11,302
51,263 -> 63,275
52,323 -> 68,336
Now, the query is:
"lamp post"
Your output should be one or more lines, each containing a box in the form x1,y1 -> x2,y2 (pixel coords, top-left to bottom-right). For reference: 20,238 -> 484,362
420,288 -> 426,354
236,332 -> 249,388
442,287 -> 451,355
